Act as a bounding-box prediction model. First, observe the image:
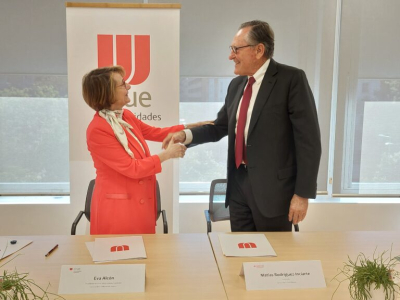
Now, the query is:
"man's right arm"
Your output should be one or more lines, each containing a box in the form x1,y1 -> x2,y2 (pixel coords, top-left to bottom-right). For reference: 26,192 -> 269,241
161,119 -> 226,149
183,129 -> 193,144
189,102 -> 229,145
162,80 -> 233,149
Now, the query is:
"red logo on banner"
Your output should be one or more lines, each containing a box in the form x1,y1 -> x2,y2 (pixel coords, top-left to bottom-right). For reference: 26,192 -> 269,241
110,245 -> 130,252
97,35 -> 150,85
238,242 -> 257,249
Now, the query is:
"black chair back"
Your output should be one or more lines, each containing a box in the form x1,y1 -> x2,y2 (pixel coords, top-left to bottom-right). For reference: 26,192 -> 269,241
204,178 -> 299,233
209,179 -> 230,222
71,179 -> 168,234
84,179 -> 95,222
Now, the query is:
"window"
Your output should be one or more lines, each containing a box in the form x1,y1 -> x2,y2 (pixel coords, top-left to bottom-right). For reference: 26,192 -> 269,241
1,0 -> 399,199
179,77 -> 231,194
178,0 -> 337,196
0,75 -> 70,195
178,0 -> 400,199
333,0 -> 400,195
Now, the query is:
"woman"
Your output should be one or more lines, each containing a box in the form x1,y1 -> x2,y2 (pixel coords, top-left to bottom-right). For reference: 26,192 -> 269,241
82,65 -> 201,234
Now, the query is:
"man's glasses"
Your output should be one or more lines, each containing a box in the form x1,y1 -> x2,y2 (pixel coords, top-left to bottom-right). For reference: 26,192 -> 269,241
229,45 -> 254,54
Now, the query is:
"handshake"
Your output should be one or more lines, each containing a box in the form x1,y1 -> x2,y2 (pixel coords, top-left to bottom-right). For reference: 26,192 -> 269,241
159,120 -> 214,161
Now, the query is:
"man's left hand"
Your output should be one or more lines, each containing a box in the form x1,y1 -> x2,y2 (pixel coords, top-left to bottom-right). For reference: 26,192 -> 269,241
288,194 -> 309,224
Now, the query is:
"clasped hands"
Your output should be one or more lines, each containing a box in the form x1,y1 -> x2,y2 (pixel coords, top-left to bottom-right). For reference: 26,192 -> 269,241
162,131 -> 186,151
162,120 -> 214,158
163,134 -> 187,159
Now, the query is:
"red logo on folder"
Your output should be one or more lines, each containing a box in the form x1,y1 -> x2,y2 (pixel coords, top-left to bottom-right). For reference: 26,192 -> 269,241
97,34 -> 150,85
110,245 -> 130,252
238,242 -> 257,249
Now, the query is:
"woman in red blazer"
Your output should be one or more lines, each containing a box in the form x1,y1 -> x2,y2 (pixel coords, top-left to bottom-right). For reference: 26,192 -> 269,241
82,66 -> 203,234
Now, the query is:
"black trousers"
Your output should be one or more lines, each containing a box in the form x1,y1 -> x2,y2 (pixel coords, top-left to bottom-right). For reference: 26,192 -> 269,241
229,164 -> 292,232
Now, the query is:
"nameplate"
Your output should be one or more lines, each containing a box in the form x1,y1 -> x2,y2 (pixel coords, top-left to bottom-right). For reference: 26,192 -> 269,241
58,264 -> 145,294
240,260 -> 326,290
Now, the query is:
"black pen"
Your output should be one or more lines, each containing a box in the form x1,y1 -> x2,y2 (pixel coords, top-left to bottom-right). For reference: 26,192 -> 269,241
45,244 -> 59,257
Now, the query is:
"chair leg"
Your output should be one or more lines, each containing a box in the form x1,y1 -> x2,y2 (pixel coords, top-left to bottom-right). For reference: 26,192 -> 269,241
71,211 -> 84,235
204,210 -> 212,233
161,210 -> 168,234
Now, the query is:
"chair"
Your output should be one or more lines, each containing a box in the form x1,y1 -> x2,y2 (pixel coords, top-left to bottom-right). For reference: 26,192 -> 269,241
71,180 -> 168,234
204,179 -> 299,233
204,179 -> 230,233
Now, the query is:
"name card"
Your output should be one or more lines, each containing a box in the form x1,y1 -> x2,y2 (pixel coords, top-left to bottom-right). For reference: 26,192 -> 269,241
92,236 -> 147,263
218,233 -> 276,257
240,260 -> 326,290
58,264 -> 145,294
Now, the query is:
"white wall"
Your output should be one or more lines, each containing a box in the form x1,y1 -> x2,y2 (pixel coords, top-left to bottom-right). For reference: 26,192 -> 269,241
2,202 -> 400,236
179,203 -> 400,233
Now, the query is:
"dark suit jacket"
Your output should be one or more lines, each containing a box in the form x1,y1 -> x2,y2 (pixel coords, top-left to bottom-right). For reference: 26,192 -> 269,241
190,59 -> 321,218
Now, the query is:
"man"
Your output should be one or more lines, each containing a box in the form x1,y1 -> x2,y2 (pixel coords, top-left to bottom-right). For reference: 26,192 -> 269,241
163,20 -> 321,231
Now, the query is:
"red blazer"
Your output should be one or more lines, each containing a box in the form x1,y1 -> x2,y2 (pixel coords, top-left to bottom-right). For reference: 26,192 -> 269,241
87,109 -> 184,234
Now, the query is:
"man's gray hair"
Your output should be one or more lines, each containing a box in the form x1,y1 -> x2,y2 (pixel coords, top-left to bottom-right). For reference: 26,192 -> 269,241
239,20 -> 274,58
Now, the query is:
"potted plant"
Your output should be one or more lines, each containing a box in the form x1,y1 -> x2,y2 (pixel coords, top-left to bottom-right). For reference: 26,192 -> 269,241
0,255 -> 64,299
332,248 -> 400,300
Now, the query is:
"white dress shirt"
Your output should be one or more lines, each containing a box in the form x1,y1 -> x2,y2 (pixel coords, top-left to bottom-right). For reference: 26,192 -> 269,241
183,59 -> 270,145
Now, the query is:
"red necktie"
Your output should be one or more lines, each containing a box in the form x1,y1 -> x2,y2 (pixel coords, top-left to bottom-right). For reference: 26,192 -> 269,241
235,76 -> 255,168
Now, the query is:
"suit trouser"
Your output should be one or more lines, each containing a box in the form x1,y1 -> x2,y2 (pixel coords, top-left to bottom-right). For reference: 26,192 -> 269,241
229,164 -> 292,232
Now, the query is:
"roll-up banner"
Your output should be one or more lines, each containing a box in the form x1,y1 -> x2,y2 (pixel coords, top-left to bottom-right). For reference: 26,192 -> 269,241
66,3 -> 181,233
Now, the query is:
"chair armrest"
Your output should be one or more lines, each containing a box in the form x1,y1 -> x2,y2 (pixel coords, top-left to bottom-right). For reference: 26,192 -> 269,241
161,209 -> 168,234
204,210 -> 212,233
71,211 -> 84,235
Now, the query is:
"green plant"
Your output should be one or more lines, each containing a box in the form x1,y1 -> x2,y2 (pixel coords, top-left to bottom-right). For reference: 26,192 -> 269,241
332,248 -> 400,300
0,250 -> 64,299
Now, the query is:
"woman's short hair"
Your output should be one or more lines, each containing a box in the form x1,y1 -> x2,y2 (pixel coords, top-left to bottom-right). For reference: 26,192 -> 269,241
82,65 -> 125,111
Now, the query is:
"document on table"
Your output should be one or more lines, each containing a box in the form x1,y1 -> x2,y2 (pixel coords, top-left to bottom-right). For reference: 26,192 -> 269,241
240,260 -> 326,290
218,233 -> 276,257
58,264 -> 145,294
86,236 -> 147,263
0,239 -> 32,260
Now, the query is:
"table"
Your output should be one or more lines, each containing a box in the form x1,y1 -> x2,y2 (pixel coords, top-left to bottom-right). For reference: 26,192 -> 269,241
209,231 -> 400,300
0,234 -> 227,300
